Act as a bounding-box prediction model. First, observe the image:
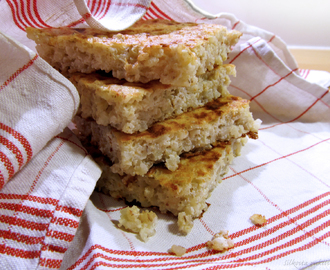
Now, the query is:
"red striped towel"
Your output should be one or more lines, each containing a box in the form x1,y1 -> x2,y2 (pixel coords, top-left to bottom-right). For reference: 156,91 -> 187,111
0,1 -> 329,269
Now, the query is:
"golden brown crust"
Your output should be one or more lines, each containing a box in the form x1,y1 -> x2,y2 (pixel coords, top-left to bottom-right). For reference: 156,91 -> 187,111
147,141 -> 230,190
95,137 -> 249,234
26,19 -> 242,86
73,95 -> 260,176
27,19 -> 238,48
117,95 -> 250,142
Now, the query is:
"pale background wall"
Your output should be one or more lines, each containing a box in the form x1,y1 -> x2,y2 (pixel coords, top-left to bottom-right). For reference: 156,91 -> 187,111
190,0 -> 330,49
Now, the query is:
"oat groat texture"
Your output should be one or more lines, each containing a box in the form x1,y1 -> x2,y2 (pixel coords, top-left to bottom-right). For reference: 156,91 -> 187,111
118,205 -> 158,242
73,95 -> 260,176
26,19 -> 241,86
95,137 -> 248,234
70,64 -> 235,134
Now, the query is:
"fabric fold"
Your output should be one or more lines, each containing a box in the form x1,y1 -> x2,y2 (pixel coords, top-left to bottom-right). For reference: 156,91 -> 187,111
0,0 -> 329,269
0,32 -> 80,187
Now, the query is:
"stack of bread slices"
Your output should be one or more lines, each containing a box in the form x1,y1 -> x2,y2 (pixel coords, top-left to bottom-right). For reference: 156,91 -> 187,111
27,19 -> 260,234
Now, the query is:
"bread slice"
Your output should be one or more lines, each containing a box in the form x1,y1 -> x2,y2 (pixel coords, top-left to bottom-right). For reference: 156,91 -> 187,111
70,64 -> 235,134
26,19 -> 241,86
73,95 -> 260,176
95,137 -> 248,234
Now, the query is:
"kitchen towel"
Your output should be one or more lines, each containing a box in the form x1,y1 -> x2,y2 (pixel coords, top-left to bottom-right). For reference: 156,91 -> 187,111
0,0 -> 329,269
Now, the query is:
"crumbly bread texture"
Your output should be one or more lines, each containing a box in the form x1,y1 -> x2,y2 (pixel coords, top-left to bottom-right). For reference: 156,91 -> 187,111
250,214 -> 267,226
95,137 -> 248,234
73,95 -> 260,176
118,205 -> 158,242
26,19 -> 241,86
70,64 -> 235,134
206,230 -> 234,252
170,245 -> 186,256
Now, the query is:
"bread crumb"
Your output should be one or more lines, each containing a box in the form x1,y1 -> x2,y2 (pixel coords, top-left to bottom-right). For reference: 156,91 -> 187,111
177,212 -> 194,234
249,214 -> 267,226
206,230 -> 234,252
170,245 -> 186,256
118,205 -> 158,241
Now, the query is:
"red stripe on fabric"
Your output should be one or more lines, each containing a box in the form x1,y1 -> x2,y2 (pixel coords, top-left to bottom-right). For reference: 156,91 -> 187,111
55,135 -> 88,154
47,244 -> 68,254
260,90 -> 330,130
6,0 -> 29,30
67,196 -> 330,267
95,194 -> 125,213
0,136 -> 24,169
224,138 -> 330,180
96,0 -> 110,20
142,13 -> 152,20
235,201 -> 330,249
232,21 -> 240,30
51,216 -> 79,229
230,167 -> 280,211
268,35 -> 276,43
146,7 -> 165,20
93,0 -> 104,18
149,2 -> 173,21
0,193 -> 58,206
0,123 -> 33,164
56,205 -> 83,218
0,212 -> 79,231
304,69 -> 310,79
198,218 -> 215,236
79,219 -> 330,269
84,254 -> 213,270
231,192 -> 330,239
249,39 -> 283,77
0,229 -> 43,245
29,141 -> 65,198
86,256 -> 208,270
66,17 -> 86,28
287,90 -> 330,120
229,84 -> 284,122
46,230 -> 75,242
12,0 -> 47,30
88,0 -> 99,15
202,233 -> 330,269
67,244 -> 172,270
258,138 -> 330,188
18,0 -> 33,28
229,38 -> 260,64
0,214 -> 48,231
250,69 -> 297,101
99,193 -> 135,251
0,244 -> 40,259
0,138 -> 65,263
0,152 -> 15,179
5,0 -> 25,30
39,257 -> 62,269
96,206 -> 125,213
31,0 -> 51,28
224,218 -> 330,265
25,0 -> 48,28
0,173 -> 4,190
82,12 -> 92,20
0,202 -> 53,218
0,54 -> 38,92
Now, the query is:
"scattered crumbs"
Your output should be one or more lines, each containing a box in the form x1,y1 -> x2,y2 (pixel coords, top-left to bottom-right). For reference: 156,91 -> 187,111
170,244 -> 186,256
249,214 -> 267,226
206,230 -> 234,252
177,212 -> 194,234
118,205 -> 158,242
